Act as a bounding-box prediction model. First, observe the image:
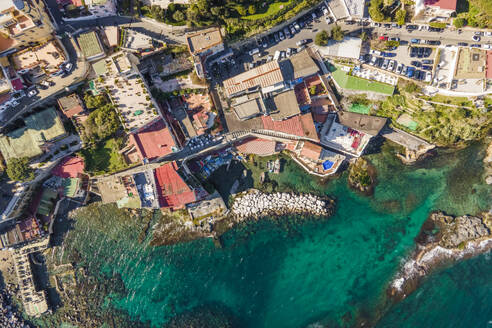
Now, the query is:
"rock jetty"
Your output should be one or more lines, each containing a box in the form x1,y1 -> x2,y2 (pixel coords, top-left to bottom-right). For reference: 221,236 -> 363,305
231,190 -> 335,220
389,211 -> 492,301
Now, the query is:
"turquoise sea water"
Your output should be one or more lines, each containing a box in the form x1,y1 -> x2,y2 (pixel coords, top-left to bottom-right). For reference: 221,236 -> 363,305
57,142 -> 490,327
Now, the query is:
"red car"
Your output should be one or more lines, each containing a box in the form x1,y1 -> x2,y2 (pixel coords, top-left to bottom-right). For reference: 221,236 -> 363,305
379,36 -> 388,41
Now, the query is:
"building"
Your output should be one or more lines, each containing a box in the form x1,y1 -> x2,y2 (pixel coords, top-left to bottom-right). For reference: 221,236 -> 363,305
0,107 -> 67,161
266,90 -> 301,121
187,191 -> 226,225
128,119 -> 176,162
76,30 -> 105,62
154,161 -> 196,210
122,29 -> 154,53
57,93 -> 84,118
291,140 -> 345,176
223,60 -> 285,98
11,40 -> 65,75
0,0 -> 55,57
320,112 -> 387,157
317,37 -> 362,60
186,27 -> 224,79
236,137 -> 278,156
103,26 -> 119,48
231,92 -> 265,121
420,0 -> 457,18
96,175 -> 142,208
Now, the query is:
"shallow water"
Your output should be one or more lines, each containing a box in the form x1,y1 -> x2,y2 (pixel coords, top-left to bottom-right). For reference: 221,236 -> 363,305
55,142 -> 490,327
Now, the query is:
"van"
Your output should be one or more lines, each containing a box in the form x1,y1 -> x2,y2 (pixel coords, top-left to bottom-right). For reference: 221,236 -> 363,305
273,50 -> 281,61
248,48 -> 260,56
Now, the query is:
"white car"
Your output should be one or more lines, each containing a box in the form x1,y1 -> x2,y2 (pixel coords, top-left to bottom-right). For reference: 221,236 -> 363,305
27,88 -> 38,97
65,62 -> 73,72
486,31 -> 492,37
425,71 -> 432,82
388,60 -> 396,71
483,44 -> 491,49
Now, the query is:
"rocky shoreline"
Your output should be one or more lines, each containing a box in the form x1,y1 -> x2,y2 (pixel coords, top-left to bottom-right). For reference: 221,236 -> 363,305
230,190 -> 335,220
388,211 -> 492,301
347,158 -> 376,195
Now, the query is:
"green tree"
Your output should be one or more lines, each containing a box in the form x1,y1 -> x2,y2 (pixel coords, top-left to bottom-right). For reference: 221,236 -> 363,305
210,6 -> 221,16
236,5 -> 247,16
248,4 -> 256,15
330,24 -> 344,41
453,17 -> 466,28
369,0 -> 385,22
84,93 -> 107,109
429,22 -> 447,28
172,10 -> 185,21
6,157 -> 34,182
315,30 -> 329,46
395,9 -> 406,25
403,81 -> 419,93
360,31 -> 368,41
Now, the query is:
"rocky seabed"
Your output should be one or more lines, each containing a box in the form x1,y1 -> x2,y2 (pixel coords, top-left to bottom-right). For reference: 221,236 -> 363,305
390,238 -> 492,296
0,286 -> 33,328
231,190 -> 333,220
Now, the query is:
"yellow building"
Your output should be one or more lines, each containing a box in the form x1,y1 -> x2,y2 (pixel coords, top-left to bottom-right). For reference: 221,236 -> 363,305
0,0 -> 55,56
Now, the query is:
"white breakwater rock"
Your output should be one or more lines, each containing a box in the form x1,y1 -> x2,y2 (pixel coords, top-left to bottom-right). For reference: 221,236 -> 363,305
230,190 -> 334,220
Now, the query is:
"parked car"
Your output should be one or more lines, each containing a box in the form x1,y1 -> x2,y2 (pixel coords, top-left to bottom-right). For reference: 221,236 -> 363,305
284,27 -> 291,38
294,23 -> 300,32
401,65 -> 408,76
411,60 -> 421,67
261,37 -> 268,48
422,65 -> 432,71
483,44 -> 492,49
388,60 -> 396,71
457,42 -> 468,46
372,22 -> 381,27
425,71 -> 432,82
472,35 -> 481,42
424,47 -> 432,57
474,31 -> 483,36
414,70 -> 421,80
274,33 -> 280,43
422,59 -> 433,64
290,25 -> 296,35
470,44 -> 481,48
382,59 -> 389,70
425,40 -> 441,45
396,63 -> 404,74
370,49 -> 382,56
406,66 -> 415,78
406,25 -> 418,30
485,31 -> 492,37
411,39 -> 421,44
279,31 -> 285,40
379,35 -> 388,41
370,55 -> 378,65
27,87 -> 38,97
410,47 -> 417,57
286,48 -> 293,57
325,16 -> 332,24
298,45 -> 306,52
417,47 -> 424,58
346,20 -> 355,25
296,39 -> 308,46
64,62 -> 73,72
377,57 -> 384,67
249,48 -> 260,56
267,55 -> 273,61
383,23 -> 391,28
389,37 -> 400,41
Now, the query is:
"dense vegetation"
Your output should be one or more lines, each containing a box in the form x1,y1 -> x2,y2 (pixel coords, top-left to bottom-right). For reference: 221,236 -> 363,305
6,157 -> 34,182
141,0 -> 321,40
80,137 -> 129,175
81,93 -> 121,144
456,0 -> 492,28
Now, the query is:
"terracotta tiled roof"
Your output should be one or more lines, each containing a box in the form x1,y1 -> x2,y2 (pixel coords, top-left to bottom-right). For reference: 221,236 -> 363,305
130,120 -> 175,161
223,61 -> 284,97
236,137 -> 276,156
300,141 -> 322,161
51,156 -> 85,178
300,113 -> 319,141
154,162 -> 196,209
424,0 -> 457,10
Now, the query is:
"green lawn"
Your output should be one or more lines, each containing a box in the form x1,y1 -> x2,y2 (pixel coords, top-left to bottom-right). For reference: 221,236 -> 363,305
423,94 -> 474,107
242,1 -> 291,20
331,66 -> 395,95
349,103 -> 371,114
81,138 -> 129,176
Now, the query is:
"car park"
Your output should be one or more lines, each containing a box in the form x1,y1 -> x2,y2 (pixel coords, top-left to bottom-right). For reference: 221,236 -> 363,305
472,35 -> 481,42
422,65 -> 432,71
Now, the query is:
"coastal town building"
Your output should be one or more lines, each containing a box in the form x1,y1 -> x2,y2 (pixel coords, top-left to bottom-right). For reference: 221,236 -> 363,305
0,0 -> 55,57
186,27 -> 224,79
154,161 -> 197,210
0,107 -> 67,161
11,40 -> 66,76
96,175 -> 143,208
127,119 -> 176,162
76,30 -> 105,62
290,140 -> 345,176
236,137 -> 278,156
57,93 -> 85,119
187,191 -> 226,225
316,37 -> 362,60
320,112 -> 387,157
417,0 -> 457,19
